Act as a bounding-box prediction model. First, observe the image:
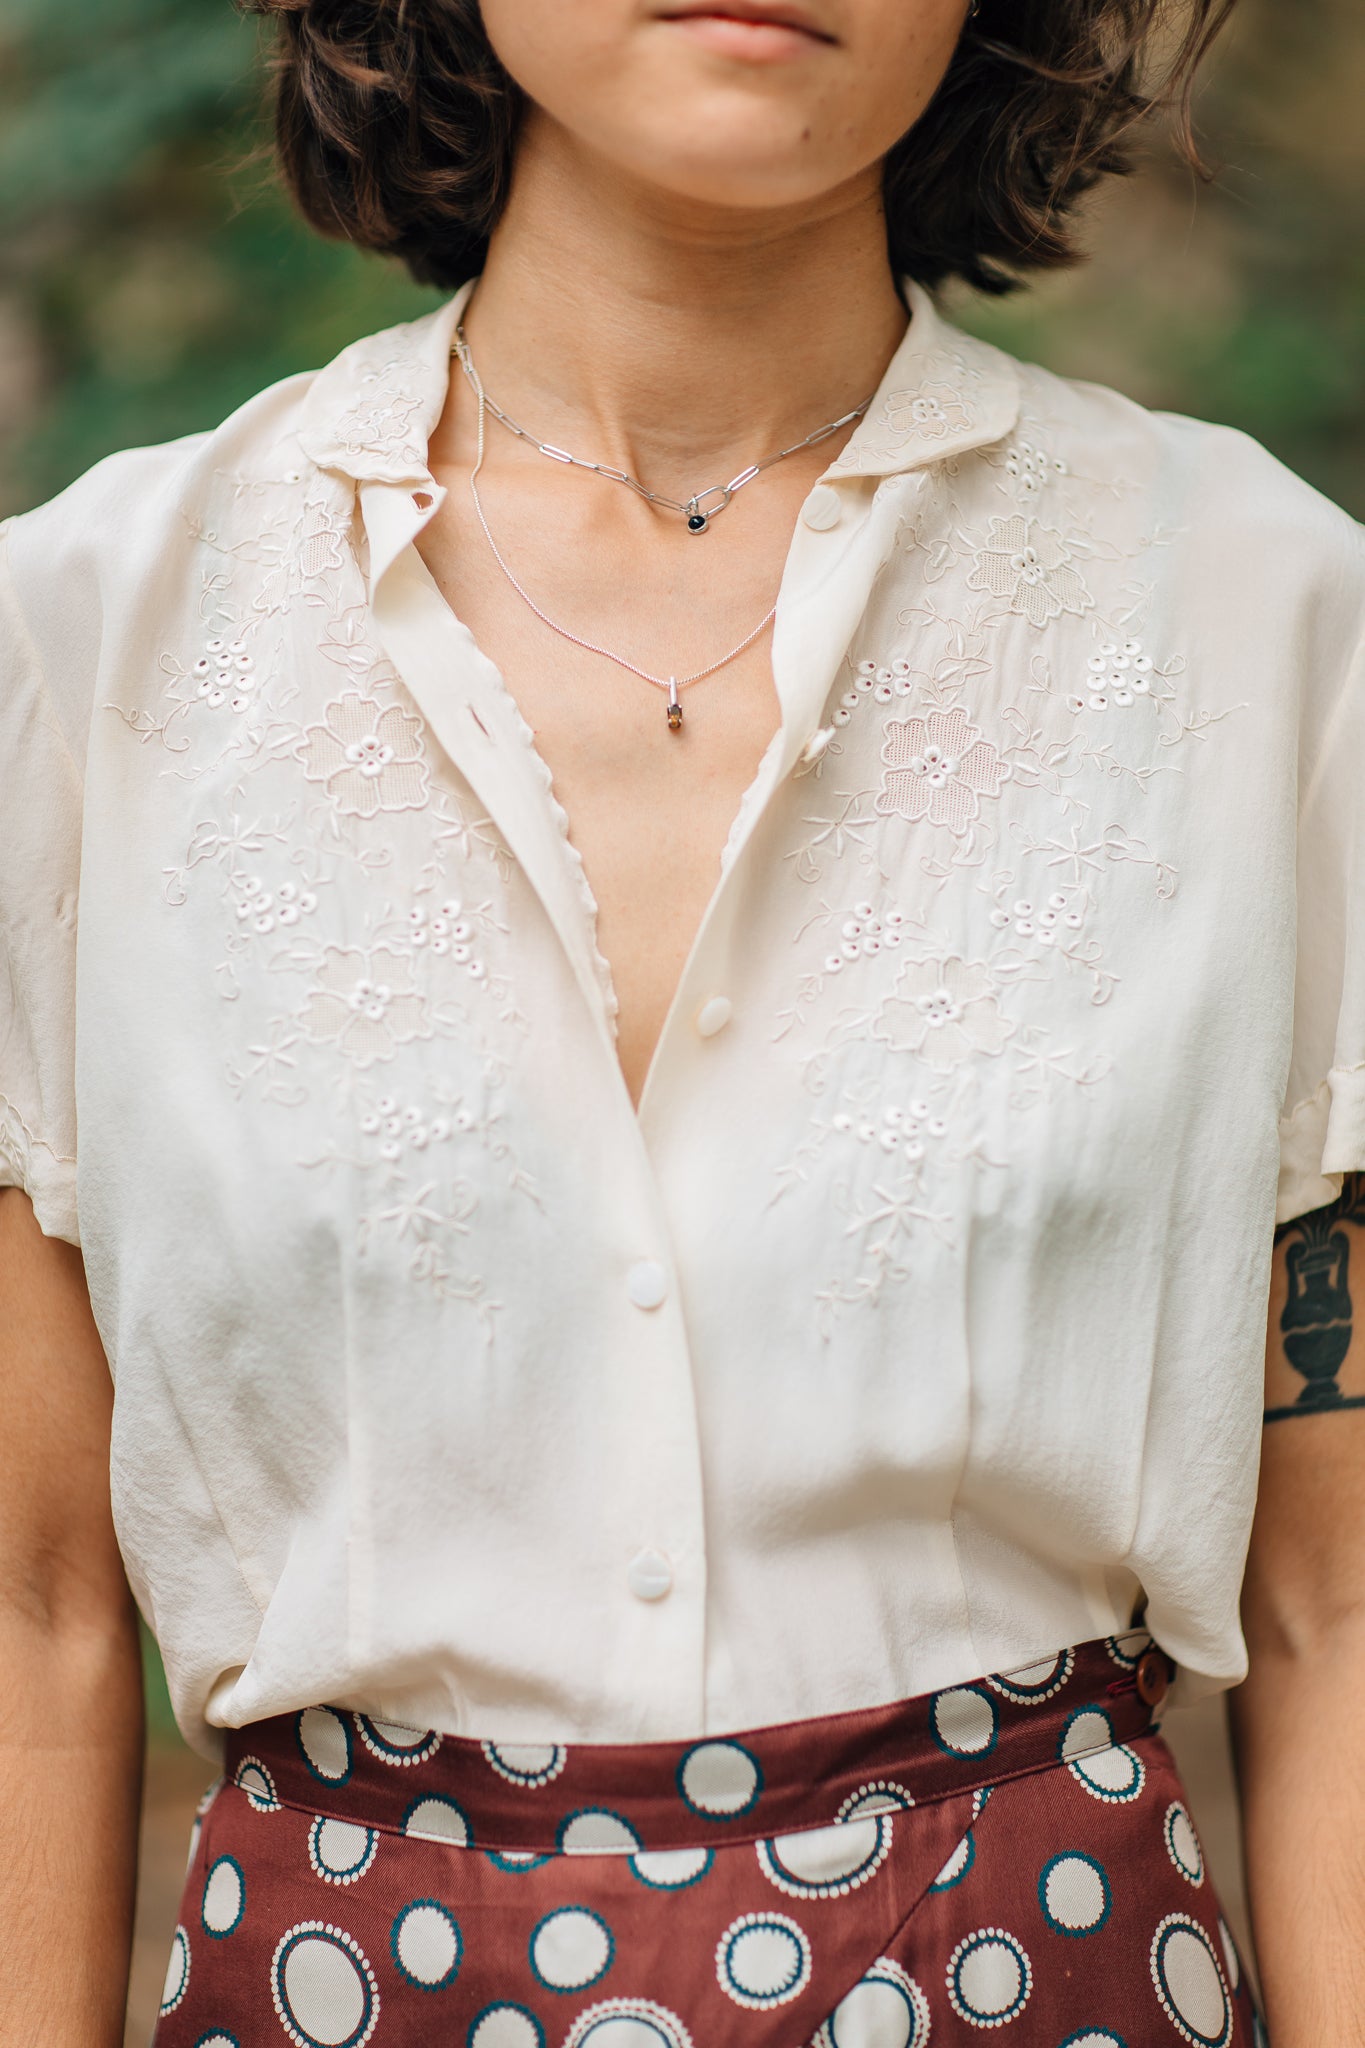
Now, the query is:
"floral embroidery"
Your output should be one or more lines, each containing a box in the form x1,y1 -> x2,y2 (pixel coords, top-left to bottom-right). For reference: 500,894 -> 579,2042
362,1089 -> 470,1162
873,957 -> 1014,1069
333,376 -> 427,469
1002,439 -> 1068,500
768,336 -> 1235,1317
777,567 -> 1227,1322
351,1077 -> 536,1199
820,900 -> 913,977
1067,640 -> 1157,713
989,890 -> 1087,950
189,635 -> 258,712
298,499 -> 349,582
831,1099 -> 951,1161
233,874 -> 319,936
299,691 -> 431,817
967,515 -> 1095,628
772,1083 -> 957,1205
404,897 -> 484,976
140,468 -> 526,1303
770,1055 -> 981,1333
302,1074 -> 536,1324
773,891 -> 935,1043
828,335 -> 1018,475
106,294 -> 1246,1341
298,945 -> 432,1067
885,381 -> 973,440
831,657 -> 916,730
876,706 -> 1009,834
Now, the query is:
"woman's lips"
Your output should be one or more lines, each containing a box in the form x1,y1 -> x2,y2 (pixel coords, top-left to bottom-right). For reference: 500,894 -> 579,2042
659,10 -> 832,62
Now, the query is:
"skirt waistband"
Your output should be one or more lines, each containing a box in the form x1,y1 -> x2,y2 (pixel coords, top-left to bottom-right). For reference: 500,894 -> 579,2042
223,1632 -> 1171,1855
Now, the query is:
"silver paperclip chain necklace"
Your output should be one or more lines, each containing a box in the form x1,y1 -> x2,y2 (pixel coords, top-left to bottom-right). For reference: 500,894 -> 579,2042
453,325 -> 871,536
462,361 -> 775,734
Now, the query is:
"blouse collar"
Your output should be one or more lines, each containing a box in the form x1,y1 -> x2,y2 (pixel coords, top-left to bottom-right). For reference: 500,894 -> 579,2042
295,277 -> 1020,490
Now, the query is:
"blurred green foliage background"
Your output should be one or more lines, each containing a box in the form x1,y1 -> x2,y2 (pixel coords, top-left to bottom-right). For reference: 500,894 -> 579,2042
1,0 -> 1362,524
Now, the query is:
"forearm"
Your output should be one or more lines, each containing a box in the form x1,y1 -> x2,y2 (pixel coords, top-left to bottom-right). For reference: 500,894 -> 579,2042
1232,1621 -> 1365,2044
0,1599 -> 144,2047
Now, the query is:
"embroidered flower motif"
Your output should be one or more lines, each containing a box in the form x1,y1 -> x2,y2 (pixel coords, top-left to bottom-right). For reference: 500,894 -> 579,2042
299,500 -> 348,582
821,900 -> 910,976
989,891 -> 1086,948
333,370 -> 427,467
360,1090 -> 472,1163
832,658 -> 916,730
876,706 -> 1009,834
874,957 -> 1014,1069
299,946 -> 431,1066
1003,439 -> 1068,499
232,874 -> 319,936
885,381 -> 973,440
190,636 -> 256,711
967,515 -> 1094,628
831,1098 -> 951,1160
405,899 -> 487,982
1067,639 -> 1156,713
300,691 -> 430,818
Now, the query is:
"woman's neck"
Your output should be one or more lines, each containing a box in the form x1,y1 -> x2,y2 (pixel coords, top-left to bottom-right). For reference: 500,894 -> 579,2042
456,108 -> 908,491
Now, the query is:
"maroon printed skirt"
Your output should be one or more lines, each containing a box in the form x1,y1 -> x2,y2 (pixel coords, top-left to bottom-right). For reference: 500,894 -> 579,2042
152,1633 -> 1266,2047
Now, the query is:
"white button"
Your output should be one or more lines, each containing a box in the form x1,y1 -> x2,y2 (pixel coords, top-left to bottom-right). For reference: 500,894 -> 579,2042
695,996 -> 733,1040
802,484 -> 843,531
627,1549 -> 674,1602
799,727 -> 834,767
627,1260 -> 669,1311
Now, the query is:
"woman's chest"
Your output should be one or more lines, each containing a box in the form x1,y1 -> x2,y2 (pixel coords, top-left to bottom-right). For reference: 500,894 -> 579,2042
76,448 -> 1298,1337
412,470 -> 802,1104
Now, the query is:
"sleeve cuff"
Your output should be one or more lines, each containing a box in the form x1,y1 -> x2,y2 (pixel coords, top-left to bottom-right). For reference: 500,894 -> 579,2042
0,1098 -> 79,1246
1277,1061 -> 1365,1223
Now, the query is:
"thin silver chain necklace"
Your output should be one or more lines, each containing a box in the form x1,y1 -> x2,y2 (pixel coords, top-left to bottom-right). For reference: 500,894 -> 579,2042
452,325 -> 871,537
459,352 -> 785,735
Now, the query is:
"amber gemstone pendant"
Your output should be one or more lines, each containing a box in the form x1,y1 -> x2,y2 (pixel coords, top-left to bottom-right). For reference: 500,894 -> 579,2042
667,678 -> 684,732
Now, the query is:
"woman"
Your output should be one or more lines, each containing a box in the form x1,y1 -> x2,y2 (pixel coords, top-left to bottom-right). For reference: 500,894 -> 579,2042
2,0 -> 1362,2039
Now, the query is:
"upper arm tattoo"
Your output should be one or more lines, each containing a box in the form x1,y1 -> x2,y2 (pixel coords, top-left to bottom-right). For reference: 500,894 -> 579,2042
1267,1172 -> 1365,1421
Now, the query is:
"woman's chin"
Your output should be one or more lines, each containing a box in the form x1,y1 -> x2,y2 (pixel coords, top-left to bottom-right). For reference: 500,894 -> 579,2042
570,102 -> 877,221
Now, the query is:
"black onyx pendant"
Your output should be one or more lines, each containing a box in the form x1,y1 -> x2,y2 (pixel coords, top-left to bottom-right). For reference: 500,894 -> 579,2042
686,485 -> 732,533
667,678 -> 684,731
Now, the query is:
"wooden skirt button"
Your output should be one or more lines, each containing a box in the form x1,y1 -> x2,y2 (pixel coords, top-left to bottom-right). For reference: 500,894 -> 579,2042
1136,1648 -> 1169,1707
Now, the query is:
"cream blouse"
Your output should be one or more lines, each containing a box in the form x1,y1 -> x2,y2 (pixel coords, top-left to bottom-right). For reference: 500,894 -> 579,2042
3,282 -> 1363,1760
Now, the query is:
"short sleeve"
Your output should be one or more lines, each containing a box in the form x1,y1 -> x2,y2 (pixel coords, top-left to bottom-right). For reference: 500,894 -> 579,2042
0,522 -> 82,1244
1278,630 -> 1365,1222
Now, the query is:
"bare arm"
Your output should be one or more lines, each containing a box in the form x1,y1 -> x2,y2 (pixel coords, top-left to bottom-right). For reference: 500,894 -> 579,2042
0,1187 -> 143,2045
1231,1173 -> 1365,2042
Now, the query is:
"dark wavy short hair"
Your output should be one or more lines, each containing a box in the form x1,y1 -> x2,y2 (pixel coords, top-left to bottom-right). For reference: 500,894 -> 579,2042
241,0 -> 1238,296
